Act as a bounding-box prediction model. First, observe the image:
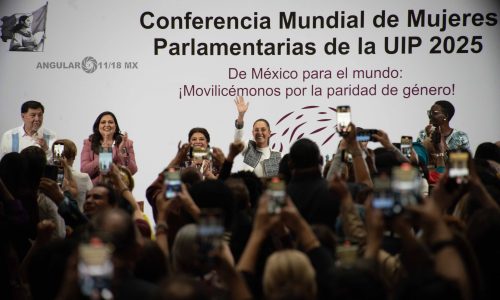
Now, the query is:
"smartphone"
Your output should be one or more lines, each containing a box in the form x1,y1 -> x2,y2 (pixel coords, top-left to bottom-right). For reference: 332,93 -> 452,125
53,144 -> 64,165
336,106 -> 351,136
392,164 -> 421,207
99,147 -> 113,175
356,129 -> 378,142
400,136 -> 413,159
43,165 -> 59,181
78,238 -> 113,299
164,169 -> 182,199
341,149 -> 353,163
267,177 -> 286,214
372,176 -> 401,217
448,151 -> 469,184
197,209 -> 224,256
56,167 -> 65,187
190,146 -> 211,162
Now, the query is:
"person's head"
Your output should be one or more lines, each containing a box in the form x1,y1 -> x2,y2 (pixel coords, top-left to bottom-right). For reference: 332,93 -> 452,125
474,142 -> 500,163
93,111 -> 121,140
83,184 -> 118,217
427,100 -> 455,126
88,209 -> 139,263
19,15 -> 32,27
188,128 -> 210,148
159,275 -> 210,300
289,138 -> 322,171
263,250 -> 317,300
21,100 -> 45,134
253,118 -> 271,148
117,165 -> 134,191
171,224 -> 204,276
51,139 -> 77,163
20,146 -> 47,189
0,152 -> 26,198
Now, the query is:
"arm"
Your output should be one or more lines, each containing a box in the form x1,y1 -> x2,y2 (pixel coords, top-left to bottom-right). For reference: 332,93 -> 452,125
108,164 -> 144,221
117,136 -> 138,175
60,158 -> 78,199
80,139 -> 99,178
372,129 -> 410,163
237,193 -> 280,274
345,123 -> 373,188
218,142 -> 245,180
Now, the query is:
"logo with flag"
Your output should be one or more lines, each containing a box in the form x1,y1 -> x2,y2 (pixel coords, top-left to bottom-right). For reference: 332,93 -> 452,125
1,2 -> 48,51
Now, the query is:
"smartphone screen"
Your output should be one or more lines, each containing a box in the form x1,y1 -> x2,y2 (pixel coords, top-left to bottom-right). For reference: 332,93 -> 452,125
400,136 -> 413,159
197,209 -> 224,256
78,238 -> 113,299
53,144 -> 64,165
43,165 -> 59,181
164,169 -> 181,199
356,129 -> 377,142
373,176 -> 401,217
336,106 -> 351,136
449,151 -> 469,183
392,164 -> 420,207
267,177 -> 286,214
99,148 -> 112,175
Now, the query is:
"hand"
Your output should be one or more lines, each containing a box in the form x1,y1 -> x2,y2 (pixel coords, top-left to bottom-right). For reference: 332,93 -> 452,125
211,147 -> 226,166
228,141 -> 244,161
118,132 -> 129,157
329,174 -> 350,201
253,193 -> 281,236
234,96 -> 249,115
39,177 -> 64,205
425,124 -> 434,137
36,219 -> 56,244
343,123 -> 358,148
372,129 -> 392,149
37,138 -> 48,152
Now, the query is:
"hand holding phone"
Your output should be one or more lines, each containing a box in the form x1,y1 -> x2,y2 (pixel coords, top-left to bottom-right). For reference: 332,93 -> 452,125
336,106 -> 351,137
267,177 -> 286,214
400,136 -> 413,159
164,169 -> 182,199
99,147 -> 113,175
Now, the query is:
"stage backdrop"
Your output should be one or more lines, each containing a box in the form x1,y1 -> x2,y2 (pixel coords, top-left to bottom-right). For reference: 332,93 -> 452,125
1,0 -> 499,221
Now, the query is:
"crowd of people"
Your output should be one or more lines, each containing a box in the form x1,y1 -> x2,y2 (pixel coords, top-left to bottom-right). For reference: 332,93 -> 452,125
0,97 -> 499,300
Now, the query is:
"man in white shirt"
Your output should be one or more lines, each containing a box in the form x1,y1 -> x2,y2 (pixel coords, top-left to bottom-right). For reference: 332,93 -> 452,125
0,100 -> 56,159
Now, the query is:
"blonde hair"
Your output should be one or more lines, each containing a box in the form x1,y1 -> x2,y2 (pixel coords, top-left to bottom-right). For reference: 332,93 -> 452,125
263,250 -> 317,300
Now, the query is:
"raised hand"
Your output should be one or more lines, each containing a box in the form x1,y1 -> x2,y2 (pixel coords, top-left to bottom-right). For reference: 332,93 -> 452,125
234,96 -> 249,115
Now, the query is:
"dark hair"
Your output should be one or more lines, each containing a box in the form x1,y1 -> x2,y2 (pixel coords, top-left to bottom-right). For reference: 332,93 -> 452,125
93,183 -> 119,207
89,111 -> 123,154
475,142 -> 500,163
434,100 -> 455,120
12,15 -> 30,33
19,146 -> 47,190
21,100 -> 44,114
290,138 -> 322,169
253,118 -> 271,130
188,127 -> 210,144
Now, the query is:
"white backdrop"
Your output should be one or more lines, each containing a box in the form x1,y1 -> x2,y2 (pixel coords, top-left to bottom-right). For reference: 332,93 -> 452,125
1,0 -> 499,220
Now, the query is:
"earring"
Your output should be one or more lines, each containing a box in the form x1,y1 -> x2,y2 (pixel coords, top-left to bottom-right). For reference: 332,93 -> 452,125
443,118 -> 447,121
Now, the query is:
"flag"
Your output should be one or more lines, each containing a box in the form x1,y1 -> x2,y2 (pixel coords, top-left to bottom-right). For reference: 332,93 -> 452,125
0,14 -> 19,42
0,3 -> 48,42
31,3 -> 47,35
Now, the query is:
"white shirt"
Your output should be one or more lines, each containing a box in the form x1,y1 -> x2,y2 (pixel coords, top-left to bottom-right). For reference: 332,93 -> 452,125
0,125 -> 56,159
70,166 -> 93,212
37,192 -> 66,239
234,128 -> 271,177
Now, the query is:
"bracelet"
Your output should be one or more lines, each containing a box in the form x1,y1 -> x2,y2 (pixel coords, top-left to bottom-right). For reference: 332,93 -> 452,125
235,119 -> 244,129
432,153 -> 445,157
429,238 -> 458,253
155,222 -> 169,234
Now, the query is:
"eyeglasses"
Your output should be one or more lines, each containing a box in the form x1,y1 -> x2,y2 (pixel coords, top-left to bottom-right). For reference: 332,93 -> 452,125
427,110 -> 443,118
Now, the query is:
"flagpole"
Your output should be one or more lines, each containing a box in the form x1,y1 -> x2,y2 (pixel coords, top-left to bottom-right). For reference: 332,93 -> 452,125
41,2 -> 48,52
